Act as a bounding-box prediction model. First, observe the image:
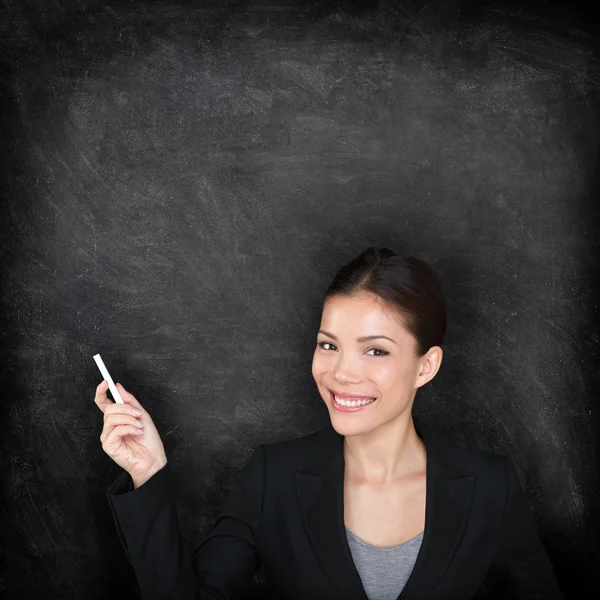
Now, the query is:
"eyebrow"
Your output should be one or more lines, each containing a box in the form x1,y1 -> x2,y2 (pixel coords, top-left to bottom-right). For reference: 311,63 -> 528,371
318,329 -> 397,345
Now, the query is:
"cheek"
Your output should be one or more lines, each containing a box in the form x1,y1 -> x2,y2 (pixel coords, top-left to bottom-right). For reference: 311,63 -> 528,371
311,351 -> 322,378
312,351 -> 334,381
368,361 -> 406,386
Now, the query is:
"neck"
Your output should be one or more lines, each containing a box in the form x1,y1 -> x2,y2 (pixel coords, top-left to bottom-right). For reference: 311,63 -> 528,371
343,415 -> 426,485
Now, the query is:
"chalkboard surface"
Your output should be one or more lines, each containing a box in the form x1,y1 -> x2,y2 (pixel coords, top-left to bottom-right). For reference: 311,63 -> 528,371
0,0 -> 598,598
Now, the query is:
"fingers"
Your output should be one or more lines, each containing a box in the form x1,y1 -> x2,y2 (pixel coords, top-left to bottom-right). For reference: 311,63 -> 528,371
102,423 -> 145,455
115,383 -> 145,412
100,413 -> 145,444
96,380 -> 149,460
94,380 -> 145,417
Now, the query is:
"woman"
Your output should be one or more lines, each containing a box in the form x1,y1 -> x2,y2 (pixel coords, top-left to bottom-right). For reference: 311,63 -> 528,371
98,247 -> 565,599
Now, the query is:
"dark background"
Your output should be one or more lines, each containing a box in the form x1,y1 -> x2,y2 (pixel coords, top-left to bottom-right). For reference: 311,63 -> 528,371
0,0 -> 598,598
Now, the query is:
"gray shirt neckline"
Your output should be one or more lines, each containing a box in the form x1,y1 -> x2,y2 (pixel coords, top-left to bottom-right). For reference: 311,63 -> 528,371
345,526 -> 424,550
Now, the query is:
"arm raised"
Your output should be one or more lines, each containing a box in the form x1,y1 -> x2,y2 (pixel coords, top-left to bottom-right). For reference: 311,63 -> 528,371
107,445 -> 265,600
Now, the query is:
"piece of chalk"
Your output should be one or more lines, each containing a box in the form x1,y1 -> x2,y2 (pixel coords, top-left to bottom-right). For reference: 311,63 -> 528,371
93,354 -> 125,404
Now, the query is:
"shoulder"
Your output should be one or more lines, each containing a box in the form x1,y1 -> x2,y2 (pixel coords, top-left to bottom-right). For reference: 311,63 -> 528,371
421,424 -> 512,481
260,428 -> 322,458
255,426 -> 333,475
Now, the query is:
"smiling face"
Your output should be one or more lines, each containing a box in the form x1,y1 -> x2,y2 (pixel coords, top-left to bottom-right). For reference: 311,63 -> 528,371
311,292 -> 441,437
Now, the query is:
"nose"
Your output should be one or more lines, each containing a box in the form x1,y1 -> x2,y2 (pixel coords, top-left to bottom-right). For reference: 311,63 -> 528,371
332,353 -> 362,384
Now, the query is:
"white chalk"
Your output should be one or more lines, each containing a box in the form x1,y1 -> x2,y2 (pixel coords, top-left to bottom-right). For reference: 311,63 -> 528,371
93,354 -> 125,404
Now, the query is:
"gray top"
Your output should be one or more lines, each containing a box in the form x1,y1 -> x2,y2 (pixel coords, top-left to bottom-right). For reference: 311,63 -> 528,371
345,526 -> 424,600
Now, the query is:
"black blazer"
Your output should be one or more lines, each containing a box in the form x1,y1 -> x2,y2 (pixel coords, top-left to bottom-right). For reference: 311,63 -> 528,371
106,418 -> 565,600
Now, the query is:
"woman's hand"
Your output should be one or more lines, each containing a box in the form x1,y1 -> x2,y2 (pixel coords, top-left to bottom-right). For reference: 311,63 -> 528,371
95,380 -> 167,487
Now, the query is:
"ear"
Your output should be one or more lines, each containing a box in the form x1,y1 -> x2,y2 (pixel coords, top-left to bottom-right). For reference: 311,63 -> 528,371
416,346 -> 443,387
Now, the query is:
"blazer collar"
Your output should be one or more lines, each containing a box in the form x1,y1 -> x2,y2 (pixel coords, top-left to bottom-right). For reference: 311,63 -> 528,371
294,416 -> 476,600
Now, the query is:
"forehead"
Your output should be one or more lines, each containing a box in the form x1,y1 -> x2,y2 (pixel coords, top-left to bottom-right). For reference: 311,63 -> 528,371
320,293 -> 407,335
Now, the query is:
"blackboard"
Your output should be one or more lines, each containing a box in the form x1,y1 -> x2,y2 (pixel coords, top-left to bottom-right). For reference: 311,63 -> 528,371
0,0 -> 598,598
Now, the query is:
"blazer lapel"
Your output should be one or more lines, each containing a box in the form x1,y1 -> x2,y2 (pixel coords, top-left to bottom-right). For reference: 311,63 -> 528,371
295,422 -> 368,600
398,419 -> 475,599
294,417 -> 476,600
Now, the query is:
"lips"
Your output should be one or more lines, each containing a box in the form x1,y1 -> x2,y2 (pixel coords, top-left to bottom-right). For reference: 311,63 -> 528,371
328,388 -> 375,399
329,389 -> 377,412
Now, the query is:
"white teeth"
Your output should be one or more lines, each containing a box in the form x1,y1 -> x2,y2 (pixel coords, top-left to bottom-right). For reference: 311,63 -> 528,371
334,395 -> 376,407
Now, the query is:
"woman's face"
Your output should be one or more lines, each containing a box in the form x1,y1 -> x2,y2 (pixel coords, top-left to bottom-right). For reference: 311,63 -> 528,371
311,292 -> 441,437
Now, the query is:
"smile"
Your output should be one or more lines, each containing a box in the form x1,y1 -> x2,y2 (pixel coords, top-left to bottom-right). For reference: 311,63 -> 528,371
329,390 -> 377,412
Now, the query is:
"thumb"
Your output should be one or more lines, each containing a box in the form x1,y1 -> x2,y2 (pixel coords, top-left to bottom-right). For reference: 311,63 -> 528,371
94,379 -> 112,411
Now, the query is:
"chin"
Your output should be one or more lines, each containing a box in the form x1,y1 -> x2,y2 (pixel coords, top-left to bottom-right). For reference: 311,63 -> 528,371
329,416 -> 376,438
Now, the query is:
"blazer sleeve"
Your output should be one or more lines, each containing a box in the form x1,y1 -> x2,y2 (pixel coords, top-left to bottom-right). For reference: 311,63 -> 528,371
106,445 -> 265,600
493,455 -> 565,599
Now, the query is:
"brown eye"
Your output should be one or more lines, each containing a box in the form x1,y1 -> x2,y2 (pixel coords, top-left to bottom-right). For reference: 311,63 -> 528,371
317,341 -> 335,351
368,347 -> 389,357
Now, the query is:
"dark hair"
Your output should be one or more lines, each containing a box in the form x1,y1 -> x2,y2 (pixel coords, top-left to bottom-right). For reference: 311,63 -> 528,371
323,247 -> 447,357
